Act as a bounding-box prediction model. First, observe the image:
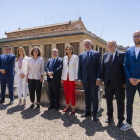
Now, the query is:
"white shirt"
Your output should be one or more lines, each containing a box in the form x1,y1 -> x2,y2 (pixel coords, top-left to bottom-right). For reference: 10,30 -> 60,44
110,49 -> 117,62
135,47 -> 140,59
27,57 -> 44,80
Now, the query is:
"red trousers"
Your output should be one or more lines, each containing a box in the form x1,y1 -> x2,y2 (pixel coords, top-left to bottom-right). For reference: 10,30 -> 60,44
63,74 -> 76,106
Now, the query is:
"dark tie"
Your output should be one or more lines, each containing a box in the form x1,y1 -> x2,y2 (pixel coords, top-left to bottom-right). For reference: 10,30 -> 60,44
4,54 -> 8,63
50,59 -> 55,70
86,52 -> 89,65
110,54 -> 113,67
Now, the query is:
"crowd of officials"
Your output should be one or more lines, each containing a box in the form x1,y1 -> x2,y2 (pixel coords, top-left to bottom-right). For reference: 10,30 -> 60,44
0,30 -> 140,131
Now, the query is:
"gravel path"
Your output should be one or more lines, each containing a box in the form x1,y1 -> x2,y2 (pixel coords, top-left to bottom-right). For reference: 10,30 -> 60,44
0,93 -> 140,140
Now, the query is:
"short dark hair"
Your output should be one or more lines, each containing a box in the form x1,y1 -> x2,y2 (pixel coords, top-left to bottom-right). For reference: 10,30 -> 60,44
65,45 -> 74,55
5,45 -> 11,50
30,46 -> 42,57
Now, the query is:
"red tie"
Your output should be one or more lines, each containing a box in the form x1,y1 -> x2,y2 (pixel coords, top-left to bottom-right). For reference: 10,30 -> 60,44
110,54 -> 113,67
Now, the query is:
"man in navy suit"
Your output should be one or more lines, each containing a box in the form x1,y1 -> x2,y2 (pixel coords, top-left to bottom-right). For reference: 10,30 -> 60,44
78,39 -> 101,121
45,49 -> 63,110
121,31 -> 140,131
0,45 -> 15,105
102,41 -> 126,127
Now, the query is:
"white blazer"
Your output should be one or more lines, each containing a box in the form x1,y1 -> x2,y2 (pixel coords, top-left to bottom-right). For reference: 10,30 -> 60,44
15,56 -> 29,75
61,54 -> 79,81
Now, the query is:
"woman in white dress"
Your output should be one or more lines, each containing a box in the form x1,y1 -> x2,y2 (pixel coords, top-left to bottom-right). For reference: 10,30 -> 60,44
15,47 -> 29,106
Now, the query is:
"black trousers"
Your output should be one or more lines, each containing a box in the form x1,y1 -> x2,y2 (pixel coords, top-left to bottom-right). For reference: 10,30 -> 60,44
28,79 -> 42,103
48,79 -> 61,107
83,80 -> 99,115
105,81 -> 125,121
126,81 -> 140,125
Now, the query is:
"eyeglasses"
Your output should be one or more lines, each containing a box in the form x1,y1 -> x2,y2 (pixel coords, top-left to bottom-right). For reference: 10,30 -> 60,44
133,35 -> 140,38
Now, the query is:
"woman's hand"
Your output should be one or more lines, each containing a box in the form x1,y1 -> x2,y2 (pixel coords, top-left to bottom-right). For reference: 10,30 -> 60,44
20,74 -> 25,79
61,79 -> 63,85
75,79 -> 78,84
26,78 -> 28,83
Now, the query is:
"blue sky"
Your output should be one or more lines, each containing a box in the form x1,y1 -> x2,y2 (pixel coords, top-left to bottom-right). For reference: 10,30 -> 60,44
0,0 -> 139,47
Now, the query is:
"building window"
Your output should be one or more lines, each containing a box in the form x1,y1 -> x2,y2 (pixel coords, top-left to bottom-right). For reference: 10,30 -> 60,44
70,42 -> 79,55
23,46 -> 29,57
57,43 -> 64,57
0,48 -> 2,55
14,47 -> 18,56
44,44 -> 51,58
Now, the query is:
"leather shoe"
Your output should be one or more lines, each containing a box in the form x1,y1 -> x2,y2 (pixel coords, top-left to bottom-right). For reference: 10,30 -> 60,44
0,100 -> 5,104
93,114 -> 99,121
29,104 -> 34,109
48,105 -> 55,109
81,112 -> 91,117
117,121 -> 124,127
9,100 -> 14,105
105,117 -> 114,123
37,104 -> 40,109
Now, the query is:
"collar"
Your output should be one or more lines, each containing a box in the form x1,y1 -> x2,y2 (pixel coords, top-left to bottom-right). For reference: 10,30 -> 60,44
85,49 -> 92,53
31,56 -> 41,59
110,49 -> 117,56
135,46 -> 140,50
52,57 -> 58,60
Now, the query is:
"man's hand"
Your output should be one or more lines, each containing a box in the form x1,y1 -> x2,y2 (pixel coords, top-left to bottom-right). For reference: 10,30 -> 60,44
40,77 -> 43,82
61,79 -> 63,85
78,81 -> 82,86
96,79 -> 100,86
48,72 -> 53,76
102,82 -> 105,87
129,78 -> 138,85
123,84 -> 126,88
136,79 -> 140,83
1,69 -> 6,74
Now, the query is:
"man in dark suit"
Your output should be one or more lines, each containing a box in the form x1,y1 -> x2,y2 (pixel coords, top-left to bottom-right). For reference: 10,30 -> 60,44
102,40 -> 126,127
45,49 -> 63,110
78,39 -> 101,121
121,31 -> 140,131
0,45 -> 16,105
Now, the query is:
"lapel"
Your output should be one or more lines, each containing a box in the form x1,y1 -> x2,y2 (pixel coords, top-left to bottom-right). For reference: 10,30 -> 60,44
4,53 -> 10,65
132,46 -> 136,62
111,50 -> 119,68
83,51 -> 87,66
65,56 -> 68,67
106,52 -> 111,69
68,55 -> 74,67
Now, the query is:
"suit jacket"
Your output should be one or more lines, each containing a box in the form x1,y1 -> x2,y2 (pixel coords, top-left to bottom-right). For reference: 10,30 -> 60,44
15,56 -> 29,75
0,53 -> 16,77
61,55 -> 79,81
102,50 -> 126,88
78,49 -> 101,83
124,46 -> 140,81
45,57 -> 63,82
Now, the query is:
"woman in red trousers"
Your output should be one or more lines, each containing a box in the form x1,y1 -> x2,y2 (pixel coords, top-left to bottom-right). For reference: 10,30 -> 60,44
61,45 -> 79,113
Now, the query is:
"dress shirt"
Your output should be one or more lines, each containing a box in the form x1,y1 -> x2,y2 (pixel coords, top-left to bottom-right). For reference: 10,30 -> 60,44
110,49 -> 117,62
27,57 -> 44,80
135,46 -> 140,59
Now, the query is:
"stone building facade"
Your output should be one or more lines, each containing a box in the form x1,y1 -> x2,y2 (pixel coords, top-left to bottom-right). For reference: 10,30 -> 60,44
0,18 -> 108,62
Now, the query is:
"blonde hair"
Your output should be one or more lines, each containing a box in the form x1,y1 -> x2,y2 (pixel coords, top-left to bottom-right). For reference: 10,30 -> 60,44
15,47 -> 26,62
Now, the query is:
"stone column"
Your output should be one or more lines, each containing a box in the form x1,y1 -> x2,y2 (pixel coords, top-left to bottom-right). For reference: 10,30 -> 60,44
51,41 -> 56,57
79,40 -> 84,54
97,46 -> 100,52
29,45 -> 32,57
40,44 -> 44,58
11,46 -> 14,54
2,47 -> 5,54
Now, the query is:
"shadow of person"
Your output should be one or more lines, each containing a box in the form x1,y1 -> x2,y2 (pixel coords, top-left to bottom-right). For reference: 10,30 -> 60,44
21,107 -> 40,119
41,109 -> 62,120
79,116 -> 105,136
0,104 -> 9,110
105,122 -> 140,140
7,105 -> 25,114
98,108 -> 104,117
61,112 -> 80,127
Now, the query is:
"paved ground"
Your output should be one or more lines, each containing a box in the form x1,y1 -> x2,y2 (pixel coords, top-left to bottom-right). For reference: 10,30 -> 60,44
0,93 -> 140,140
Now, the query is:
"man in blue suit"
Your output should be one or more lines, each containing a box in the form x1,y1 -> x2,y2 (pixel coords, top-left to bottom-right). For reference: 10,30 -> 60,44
121,31 -> 140,131
0,45 -> 15,105
78,39 -> 101,121
45,49 -> 63,110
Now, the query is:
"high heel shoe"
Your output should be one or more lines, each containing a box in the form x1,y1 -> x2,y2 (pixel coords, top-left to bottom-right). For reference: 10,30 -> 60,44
63,106 -> 70,112
71,109 -> 75,114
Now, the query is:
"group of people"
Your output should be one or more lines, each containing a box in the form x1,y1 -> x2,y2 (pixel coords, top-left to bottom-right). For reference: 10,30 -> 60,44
0,30 -> 140,132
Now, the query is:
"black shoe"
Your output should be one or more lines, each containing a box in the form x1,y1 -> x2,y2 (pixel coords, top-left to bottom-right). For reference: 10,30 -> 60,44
37,104 -> 40,109
81,112 -> 91,117
105,117 -> 114,123
55,106 -> 59,110
9,100 -> 14,105
29,104 -> 34,109
93,114 -> 99,121
0,100 -> 5,104
117,121 -> 124,127
48,105 -> 55,109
